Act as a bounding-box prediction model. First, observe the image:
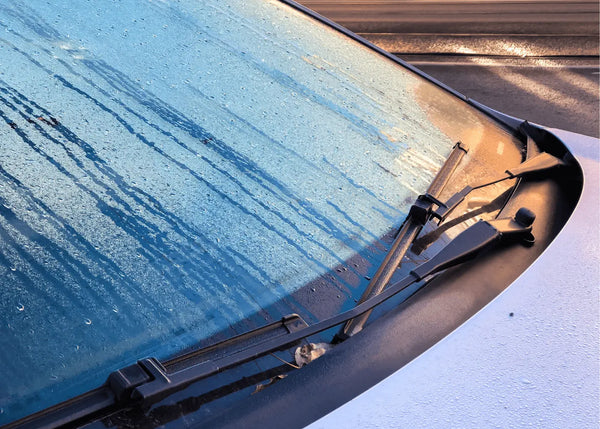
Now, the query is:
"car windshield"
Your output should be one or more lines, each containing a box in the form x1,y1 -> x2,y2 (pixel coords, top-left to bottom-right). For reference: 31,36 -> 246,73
0,0 -> 522,423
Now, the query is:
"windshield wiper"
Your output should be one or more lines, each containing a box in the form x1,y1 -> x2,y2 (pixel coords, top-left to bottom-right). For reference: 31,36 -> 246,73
336,149 -> 565,339
10,146 -> 566,429
10,208 -> 536,429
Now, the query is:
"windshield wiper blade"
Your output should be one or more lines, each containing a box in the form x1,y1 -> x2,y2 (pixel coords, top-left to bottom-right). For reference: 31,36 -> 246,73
9,209 -> 535,429
336,142 -> 469,339
9,315 -> 309,429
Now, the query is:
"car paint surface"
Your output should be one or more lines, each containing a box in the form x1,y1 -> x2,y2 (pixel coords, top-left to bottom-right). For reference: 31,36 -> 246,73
308,128 -> 600,428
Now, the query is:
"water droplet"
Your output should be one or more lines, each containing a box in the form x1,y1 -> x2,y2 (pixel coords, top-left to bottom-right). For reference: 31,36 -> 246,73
17,304 -> 24,311
84,318 -> 92,325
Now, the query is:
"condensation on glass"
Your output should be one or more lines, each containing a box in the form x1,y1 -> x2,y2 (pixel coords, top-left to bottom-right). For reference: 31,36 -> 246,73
0,0 -> 521,421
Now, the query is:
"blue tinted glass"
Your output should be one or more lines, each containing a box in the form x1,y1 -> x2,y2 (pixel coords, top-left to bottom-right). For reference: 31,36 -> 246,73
0,0 -> 519,422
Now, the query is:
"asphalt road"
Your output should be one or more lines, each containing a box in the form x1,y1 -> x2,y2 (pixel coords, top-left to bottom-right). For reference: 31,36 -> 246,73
410,56 -> 599,137
295,0 -> 600,137
300,0 -> 599,36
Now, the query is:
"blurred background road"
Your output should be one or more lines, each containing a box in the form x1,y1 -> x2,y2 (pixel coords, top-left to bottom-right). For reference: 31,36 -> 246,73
296,0 -> 600,137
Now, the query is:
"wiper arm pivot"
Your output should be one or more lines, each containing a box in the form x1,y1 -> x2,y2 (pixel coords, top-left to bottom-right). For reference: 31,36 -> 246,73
411,207 -> 535,280
430,152 -> 564,223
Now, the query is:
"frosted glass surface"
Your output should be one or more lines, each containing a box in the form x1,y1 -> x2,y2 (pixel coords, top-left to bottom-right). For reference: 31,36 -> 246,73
0,0 -> 518,422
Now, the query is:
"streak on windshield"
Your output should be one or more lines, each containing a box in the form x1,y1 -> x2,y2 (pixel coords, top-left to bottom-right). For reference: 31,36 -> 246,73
0,0 -> 520,422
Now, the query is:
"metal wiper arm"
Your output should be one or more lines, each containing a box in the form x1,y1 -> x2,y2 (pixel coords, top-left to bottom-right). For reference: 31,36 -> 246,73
9,209 -> 535,429
431,152 -> 565,223
131,211 -> 535,407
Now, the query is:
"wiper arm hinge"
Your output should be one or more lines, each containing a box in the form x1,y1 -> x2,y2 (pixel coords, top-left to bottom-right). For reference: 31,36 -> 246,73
408,193 -> 447,225
432,152 -> 565,223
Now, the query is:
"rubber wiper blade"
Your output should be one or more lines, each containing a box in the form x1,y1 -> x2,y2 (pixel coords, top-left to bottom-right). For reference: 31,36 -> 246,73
336,142 -> 468,339
8,315 -> 309,429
